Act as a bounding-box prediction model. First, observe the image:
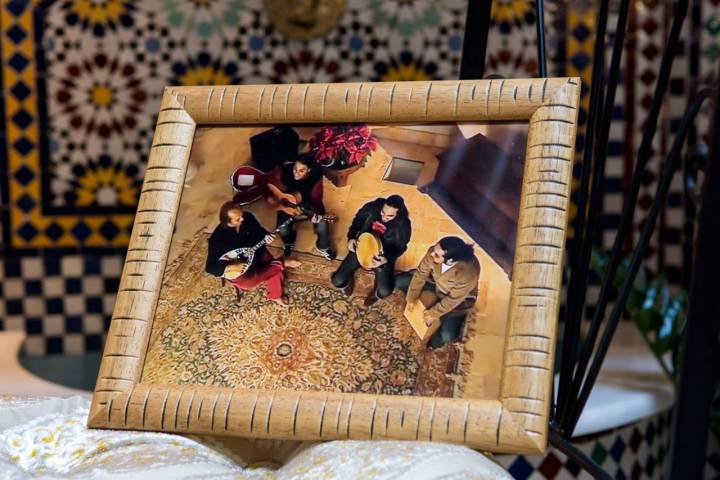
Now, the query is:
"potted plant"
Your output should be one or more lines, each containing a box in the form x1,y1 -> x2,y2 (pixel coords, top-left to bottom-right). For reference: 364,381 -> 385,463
308,124 -> 378,187
591,248 -> 720,445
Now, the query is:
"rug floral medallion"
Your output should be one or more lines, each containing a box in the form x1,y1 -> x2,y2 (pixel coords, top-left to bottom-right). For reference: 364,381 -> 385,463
142,232 -> 460,397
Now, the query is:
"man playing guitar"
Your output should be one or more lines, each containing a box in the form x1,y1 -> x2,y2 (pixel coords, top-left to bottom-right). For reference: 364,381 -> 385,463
331,195 -> 412,306
269,153 -> 335,260
205,201 -> 301,307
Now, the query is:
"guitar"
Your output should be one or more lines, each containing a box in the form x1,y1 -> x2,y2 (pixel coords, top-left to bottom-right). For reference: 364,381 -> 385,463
266,183 -> 337,222
220,217 -> 294,280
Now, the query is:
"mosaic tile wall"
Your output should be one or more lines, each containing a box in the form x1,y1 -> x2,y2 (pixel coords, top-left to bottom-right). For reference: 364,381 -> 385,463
497,410 -> 720,479
496,410 -> 673,479
1,0 -> 719,356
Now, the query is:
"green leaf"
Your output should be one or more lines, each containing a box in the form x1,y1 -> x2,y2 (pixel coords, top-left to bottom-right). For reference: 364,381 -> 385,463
634,309 -> 653,333
651,334 -> 675,356
587,249 -> 695,389
642,281 -> 660,311
655,274 -> 671,312
660,295 -> 686,340
613,257 -> 631,289
590,248 -> 609,277
634,265 -> 649,291
634,309 -> 663,334
626,287 -> 646,313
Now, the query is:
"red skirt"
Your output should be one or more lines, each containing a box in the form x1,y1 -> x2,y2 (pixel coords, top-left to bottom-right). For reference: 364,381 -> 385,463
227,250 -> 284,299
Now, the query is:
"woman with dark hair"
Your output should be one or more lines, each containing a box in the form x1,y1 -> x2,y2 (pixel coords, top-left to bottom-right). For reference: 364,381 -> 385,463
268,152 -> 335,260
331,194 -> 412,306
402,236 -> 481,349
205,201 -> 300,307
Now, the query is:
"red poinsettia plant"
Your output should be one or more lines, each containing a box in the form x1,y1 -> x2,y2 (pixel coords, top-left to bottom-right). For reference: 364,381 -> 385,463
309,124 -> 378,169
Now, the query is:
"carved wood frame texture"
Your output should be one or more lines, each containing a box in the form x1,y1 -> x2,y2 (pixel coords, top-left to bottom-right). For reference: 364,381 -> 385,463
88,79 -> 580,454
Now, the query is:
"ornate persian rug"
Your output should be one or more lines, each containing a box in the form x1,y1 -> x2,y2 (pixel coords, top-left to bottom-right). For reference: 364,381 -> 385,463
142,232 -> 460,397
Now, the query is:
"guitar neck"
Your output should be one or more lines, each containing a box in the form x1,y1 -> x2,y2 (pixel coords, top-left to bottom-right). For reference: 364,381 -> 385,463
288,204 -> 335,221
249,218 -> 295,252
273,217 -> 294,234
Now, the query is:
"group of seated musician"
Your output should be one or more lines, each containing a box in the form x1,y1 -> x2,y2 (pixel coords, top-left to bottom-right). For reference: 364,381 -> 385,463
204,151 -> 481,349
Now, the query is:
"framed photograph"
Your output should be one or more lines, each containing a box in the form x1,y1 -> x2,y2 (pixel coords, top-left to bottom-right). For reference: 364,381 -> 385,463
87,79 -> 580,454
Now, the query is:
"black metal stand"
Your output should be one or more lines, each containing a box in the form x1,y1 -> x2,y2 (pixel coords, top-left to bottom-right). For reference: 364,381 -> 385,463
549,430 -> 613,480
459,0 -> 492,80
667,81 -> 720,480
556,0 -> 611,423
556,0 -> 690,432
535,0 -> 547,78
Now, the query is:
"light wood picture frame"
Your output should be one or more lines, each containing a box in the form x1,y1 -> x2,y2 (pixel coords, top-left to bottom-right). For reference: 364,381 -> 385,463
87,79 -> 580,454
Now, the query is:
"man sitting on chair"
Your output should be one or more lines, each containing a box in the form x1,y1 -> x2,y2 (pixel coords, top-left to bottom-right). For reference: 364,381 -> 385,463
269,153 -> 335,260
331,194 -> 412,306
402,237 -> 480,349
205,201 -> 300,307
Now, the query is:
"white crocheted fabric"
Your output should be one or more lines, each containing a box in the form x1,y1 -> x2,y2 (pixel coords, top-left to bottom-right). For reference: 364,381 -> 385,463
0,396 -> 511,479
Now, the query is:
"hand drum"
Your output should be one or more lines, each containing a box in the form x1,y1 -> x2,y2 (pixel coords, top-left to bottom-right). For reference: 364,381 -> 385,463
356,232 -> 383,269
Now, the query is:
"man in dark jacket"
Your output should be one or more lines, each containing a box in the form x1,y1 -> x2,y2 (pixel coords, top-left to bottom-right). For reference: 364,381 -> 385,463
331,195 -> 412,306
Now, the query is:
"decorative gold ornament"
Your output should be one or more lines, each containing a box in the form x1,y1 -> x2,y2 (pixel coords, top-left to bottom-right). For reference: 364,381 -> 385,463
263,0 -> 346,39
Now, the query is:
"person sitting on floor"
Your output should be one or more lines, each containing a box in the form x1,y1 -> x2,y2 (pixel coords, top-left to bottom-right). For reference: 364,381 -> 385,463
331,194 -> 412,306
205,201 -> 301,307
268,153 -> 335,260
398,236 -> 480,349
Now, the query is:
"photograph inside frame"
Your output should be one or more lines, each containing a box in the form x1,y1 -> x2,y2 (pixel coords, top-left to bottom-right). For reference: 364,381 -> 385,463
141,122 -> 528,401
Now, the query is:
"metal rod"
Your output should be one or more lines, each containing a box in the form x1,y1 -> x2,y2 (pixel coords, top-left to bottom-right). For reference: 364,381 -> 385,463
459,0 -> 493,80
556,0 -> 610,423
559,0 -> 632,431
565,88 -> 717,434
549,429 -> 613,480
681,144 -> 705,287
536,0 -> 547,77
682,0 -> 703,289
667,81 -> 720,480
565,0 -> 690,428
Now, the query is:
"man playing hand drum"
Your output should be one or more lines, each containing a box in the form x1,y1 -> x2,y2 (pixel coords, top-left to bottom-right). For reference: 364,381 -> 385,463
331,195 -> 412,306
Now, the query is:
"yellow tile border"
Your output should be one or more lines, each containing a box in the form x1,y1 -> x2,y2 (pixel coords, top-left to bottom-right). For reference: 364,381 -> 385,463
1,1 -> 133,250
